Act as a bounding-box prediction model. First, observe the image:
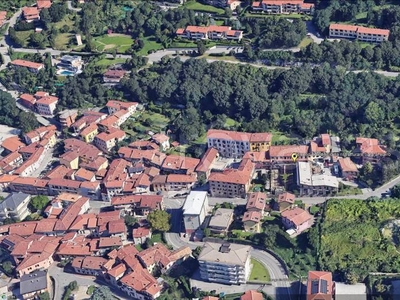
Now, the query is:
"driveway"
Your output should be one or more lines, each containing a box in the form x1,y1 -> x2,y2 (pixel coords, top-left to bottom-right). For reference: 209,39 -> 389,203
48,265 -> 97,300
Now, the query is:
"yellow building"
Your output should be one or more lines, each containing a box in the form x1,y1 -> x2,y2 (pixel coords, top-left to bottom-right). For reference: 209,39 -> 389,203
80,123 -> 98,143
249,133 -> 272,152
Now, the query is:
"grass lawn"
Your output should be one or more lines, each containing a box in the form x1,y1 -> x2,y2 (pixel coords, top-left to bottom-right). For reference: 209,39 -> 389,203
86,286 -> 95,295
135,244 -> 143,251
170,41 -> 198,48
193,132 -> 207,145
336,186 -> 362,196
215,20 -> 225,26
15,30 -> 33,47
298,37 -> 313,48
94,57 -> 127,67
224,117 -> 239,128
309,205 -> 320,214
271,131 -> 298,145
94,34 -> 134,53
150,232 -> 163,244
249,258 -> 271,282
185,1 -> 225,14
137,36 -> 163,55
10,52 -> 33,60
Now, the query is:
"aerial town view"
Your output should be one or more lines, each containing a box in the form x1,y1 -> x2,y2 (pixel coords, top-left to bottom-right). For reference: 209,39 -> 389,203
0,0 -> 400,299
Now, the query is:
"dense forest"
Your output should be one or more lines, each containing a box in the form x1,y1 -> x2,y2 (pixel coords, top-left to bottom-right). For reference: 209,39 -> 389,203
120,57 -> 400,144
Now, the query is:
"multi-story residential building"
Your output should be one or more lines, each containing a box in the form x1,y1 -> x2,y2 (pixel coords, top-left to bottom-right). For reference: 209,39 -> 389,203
195,147 -> 219,179
337,157 -> 358,180
72,256 -> 108,276
58,110 -> 78,128
353,137 -> 387,163
11,59 -> 44,73
37,0 -> 52,10
198,242 -> 251,285
329,24 -> 389,43
36,95 -> 58,116
252,0 -> 314,14
20,270 -> 50,300
106,100 -> 138,116
246,192 -> 266,214
207,129 -> 272,158
151,133 -> 170,151
307,271 -> 334,300
133,227 -> 152,245
80,123 -> 98,143
93,128 -> 126,153
176,25 -> 243,41
208,208 -> 234,234
19,94 -> 37,110
16,250 -> 54,277
161,155 -> 200,174
0,193 -> 31,223
297,161 -> 339,196
209,158 -> 255,198
242,211 -> 262,233
182,191 -> 209,234
151,174 -> 197,192
9,177 -> 49,195
268,145 -> 309,163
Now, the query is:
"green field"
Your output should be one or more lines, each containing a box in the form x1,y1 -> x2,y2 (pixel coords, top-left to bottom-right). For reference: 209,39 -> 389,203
318,199 -> 400,280
249,258 -> 271,282
53,15 -> 75,50
184,1 -> 225,14
137,36 -> 163,55
94,57 -> 127,68
299,37 -> 313,48
271,131 -> 298,145
94,34 -> 134,53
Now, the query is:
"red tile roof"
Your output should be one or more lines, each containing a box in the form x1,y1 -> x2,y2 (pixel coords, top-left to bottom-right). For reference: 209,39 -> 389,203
108,219 -> 126,235
277,192 -> 295,204
338,157 -> 358,173
161,155 -> 200,173
132,227 -> 150,238
307,271 -> 333,300
241,290 -> 264,300
11,59 -> 43,69
281,207 -> 312,227
98,237 -> 123,248
242,211 -> 262,223
246,192 -> 266,211
2,136 -> 25,152
209,158 -> 254,185
195,147 -> 219,173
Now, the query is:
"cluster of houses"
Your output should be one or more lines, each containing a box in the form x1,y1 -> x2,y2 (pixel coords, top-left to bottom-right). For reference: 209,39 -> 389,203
0,191 -> 191,299
21,0 -> 52,23
19,91 -> 58,116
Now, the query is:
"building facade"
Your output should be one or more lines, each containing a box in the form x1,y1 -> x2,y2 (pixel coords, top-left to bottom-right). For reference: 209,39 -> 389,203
182,191 -> 209,234
329,24 -> 389,43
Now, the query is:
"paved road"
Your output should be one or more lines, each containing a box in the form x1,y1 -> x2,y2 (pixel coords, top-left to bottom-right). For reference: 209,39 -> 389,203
67,1 -> 82,12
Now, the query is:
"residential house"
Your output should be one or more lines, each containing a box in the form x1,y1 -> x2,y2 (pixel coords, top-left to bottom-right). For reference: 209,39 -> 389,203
72,256 -> 108,276
208,208 -> 234,234
37,0 -> 52,10
23,125 -> 57,145
19,94 -> 37,110
106,100 -> 138,116
21,7 -> 40,22
281,207 -> 312,234
151,133 -> 170,151
20,270 -> 50,300
182,191 -> 209,234
103,69 -> 127,84
137,243 -> 191,274
161,155 -> 200,174
353,137 -> 387,163
0,11 -> 6,27
246,192 -> 266,214
16,250 -> 54,277
74,168 -> 96,182
274,192 -> 295,212
119,267 -> 162,300
71,111 -> 107,133
106,263 -> 126,286
241,290 -> 264,300
252,0 -> 314,14
107,219 -> 127,241
111,195 -> 163,217
0,193 -> 31,223
195,147 -> 219,179
36,95 -> 58,116
80,123 -> 99,143
93,128 -> 126,153
307,271 -> 334,300
11,59 -> 43,72
58,109 -> 78,128
329,24 -> 389,43
14,146 -> 46,177
209,158 -> 255,198
177,25 -> 243,41
1,136 -> 26,154
297,161 -> 339,196
133,227 -> 152,245
207,129 -> 272,158
198,242 -> 251,285
337,157 -> 358,180
0,152 -> 23,173
242,211 -> 262,233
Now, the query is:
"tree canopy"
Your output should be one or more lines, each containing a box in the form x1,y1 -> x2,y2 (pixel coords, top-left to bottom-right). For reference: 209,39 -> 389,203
90,286 -> 113,300
147,210 -> 171,232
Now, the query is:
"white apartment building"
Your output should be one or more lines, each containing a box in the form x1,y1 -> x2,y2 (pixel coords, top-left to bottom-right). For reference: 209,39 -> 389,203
198,242 -> 252,285
329,24 -> 389,43
252,0 -> 314,14
36,96 -> 58,116
0,192 -> 31,223
182,191 -> 209,234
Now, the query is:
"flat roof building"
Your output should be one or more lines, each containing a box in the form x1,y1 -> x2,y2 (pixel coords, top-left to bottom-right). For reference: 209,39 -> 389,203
297,161 -> 339,196
182,191 -> 209,234
198,242 -> 252,285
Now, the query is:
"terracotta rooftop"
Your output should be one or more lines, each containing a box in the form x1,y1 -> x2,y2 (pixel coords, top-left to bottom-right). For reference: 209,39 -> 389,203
161,155 -> 200,173
11,59 -> 43,69
277,192 -> 295,204
98,237 -> 123,248
207,129 -> 272,143
195,147 -> 219,173
241,290 -> 264,300
281,207 -> 312,227
338,157 -> 358,173
246,192 -> 266,211
307,271 -> 333,300
209,159 -> 254,185
1,136 -> 25,152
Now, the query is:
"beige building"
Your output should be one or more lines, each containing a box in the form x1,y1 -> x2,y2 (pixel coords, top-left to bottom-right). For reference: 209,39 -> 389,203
208,208 -> 234,234
0,193 -> 32,223
329,24 -> 389,43
198,242 -> 252,285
